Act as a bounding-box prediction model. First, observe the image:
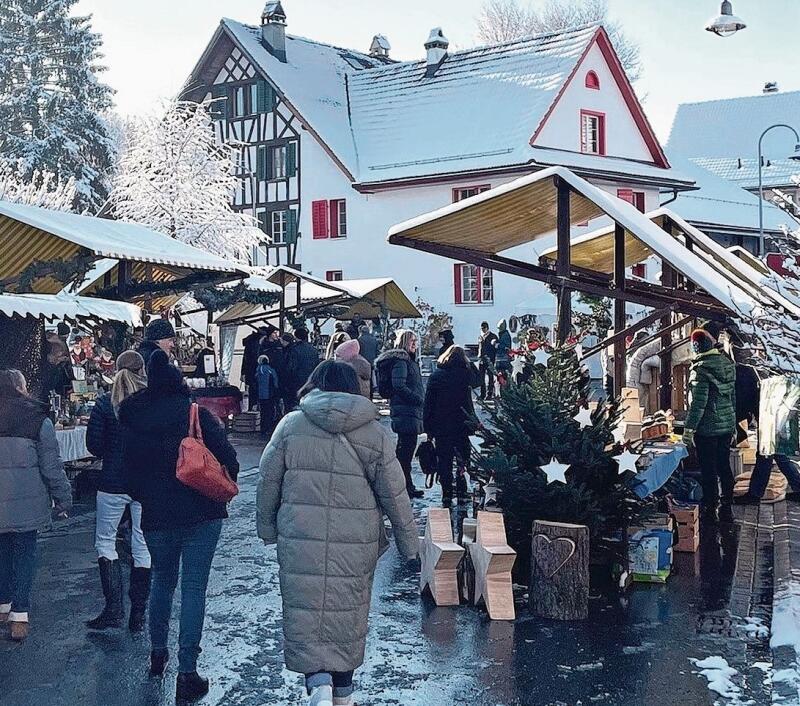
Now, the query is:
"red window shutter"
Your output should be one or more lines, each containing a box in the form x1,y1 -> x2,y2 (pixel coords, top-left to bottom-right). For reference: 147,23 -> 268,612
633,192 -> 646,213
312,200 -> 329,238
453,264 -> 463,304
598,114 -> 606,155
329,200 -> 339,237
617,188 -> 634,205
631,263 -> 646,278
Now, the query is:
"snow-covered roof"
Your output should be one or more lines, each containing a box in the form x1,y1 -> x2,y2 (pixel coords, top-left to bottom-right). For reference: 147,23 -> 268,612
0,201 -> 245,274
689,157 -> 799,190
388,166 -> 758,316
213,21 -> 684,187
664,154 -> 797,233
0,293 -> 142,326
667,90 -> 800,161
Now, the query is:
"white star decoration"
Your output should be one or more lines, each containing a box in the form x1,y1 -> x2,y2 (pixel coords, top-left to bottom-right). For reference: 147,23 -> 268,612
541,457 -> 570,484
573,406 -> 593,429
510,355 -> 527,382
533,347 -> 551,367
613,448 -> 640,474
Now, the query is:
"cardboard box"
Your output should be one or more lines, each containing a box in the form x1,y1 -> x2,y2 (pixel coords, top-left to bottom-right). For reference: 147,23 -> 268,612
629,515 -> 673,582
742,446 -> 757,466
671,503 -> 699,554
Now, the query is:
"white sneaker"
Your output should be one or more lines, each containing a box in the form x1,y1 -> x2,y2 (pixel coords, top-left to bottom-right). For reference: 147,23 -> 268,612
309,685 -> 333,706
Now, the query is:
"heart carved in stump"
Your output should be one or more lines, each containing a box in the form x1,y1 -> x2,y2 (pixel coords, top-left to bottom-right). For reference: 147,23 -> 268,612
532,534 -> 576,579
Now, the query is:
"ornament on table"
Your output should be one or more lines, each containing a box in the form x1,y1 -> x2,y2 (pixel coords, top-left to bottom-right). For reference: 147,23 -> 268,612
541,457 -> 570,484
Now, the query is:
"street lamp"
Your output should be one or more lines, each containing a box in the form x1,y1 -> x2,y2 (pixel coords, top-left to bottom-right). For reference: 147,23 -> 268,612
705,1 -> 746,37
757,124 -> 800,255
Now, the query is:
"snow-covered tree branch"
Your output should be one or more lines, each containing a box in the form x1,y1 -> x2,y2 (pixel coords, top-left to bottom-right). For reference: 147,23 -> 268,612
109,100 -> 263,263
0,162 -> 76,210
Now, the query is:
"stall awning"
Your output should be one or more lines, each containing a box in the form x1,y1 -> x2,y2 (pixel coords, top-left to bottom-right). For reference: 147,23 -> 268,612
0,293 -> 142,326
0,201 -> 247,296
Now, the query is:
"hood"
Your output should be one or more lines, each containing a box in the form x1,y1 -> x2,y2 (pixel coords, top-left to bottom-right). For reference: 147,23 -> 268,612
334,338 -> 361,361
693,349 -> 735,388
375,348 -> 410,364
299,389 -> 378,433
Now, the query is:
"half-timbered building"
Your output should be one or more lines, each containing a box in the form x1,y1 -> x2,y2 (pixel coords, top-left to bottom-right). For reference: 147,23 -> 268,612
183,2 -> 696,336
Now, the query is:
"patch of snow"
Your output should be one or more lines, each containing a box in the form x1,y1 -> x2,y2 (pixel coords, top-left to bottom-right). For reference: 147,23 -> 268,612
690,656 -> 741,700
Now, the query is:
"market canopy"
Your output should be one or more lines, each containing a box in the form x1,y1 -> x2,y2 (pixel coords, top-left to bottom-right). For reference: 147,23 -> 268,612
0,292 -> 142,327
0,201 -> 247,299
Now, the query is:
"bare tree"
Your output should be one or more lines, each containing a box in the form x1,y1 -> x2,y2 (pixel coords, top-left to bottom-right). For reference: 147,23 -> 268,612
476,0 -> 641,82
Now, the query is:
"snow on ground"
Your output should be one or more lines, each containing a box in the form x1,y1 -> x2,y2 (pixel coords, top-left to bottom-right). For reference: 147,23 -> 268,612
771,580 -> 800,705
690,656 -> 746,704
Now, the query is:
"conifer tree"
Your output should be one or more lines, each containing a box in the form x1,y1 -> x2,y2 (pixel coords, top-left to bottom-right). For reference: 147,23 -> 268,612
0,0 -> 115,212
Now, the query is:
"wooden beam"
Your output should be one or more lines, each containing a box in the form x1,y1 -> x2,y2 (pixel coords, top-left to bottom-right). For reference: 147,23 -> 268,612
660,255 -> 677,410
580,305 -> 675,361
278,269 -> 286,332
627,315 -> 693,356
613,223 -> 626,396
555,176 -> 572,345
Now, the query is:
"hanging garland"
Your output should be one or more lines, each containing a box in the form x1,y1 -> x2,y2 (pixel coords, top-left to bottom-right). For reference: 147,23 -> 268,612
0,249 -> 96,294
192,281 -> 281,312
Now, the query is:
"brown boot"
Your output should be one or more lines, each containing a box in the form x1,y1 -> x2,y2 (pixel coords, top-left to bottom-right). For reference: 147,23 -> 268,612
10,621 -> 29,642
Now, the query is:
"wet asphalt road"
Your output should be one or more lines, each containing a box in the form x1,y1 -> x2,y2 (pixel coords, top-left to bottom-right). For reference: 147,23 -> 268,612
0,434 -> 772,706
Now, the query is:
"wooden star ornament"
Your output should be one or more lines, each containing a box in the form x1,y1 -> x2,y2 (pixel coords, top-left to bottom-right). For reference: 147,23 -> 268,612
419,508 -> 465,606
613,448 -> 640,474
541,457 -> 570,484
573,406 -> 593,429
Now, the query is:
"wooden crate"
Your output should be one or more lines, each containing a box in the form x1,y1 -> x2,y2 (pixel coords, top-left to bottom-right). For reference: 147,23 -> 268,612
231,411 -> 260,433
672,505 -> 699,553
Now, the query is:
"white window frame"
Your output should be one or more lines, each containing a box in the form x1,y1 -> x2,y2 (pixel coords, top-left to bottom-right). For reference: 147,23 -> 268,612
271,145 -> 287,179
336,199 -> 347,237
581,112 -> 604,155
481,267 -> 494,303
461,264 -> 480,304
271,210 -> 288,245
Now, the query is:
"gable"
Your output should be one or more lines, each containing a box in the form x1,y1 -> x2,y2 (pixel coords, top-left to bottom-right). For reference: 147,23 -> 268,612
531,30 -> 668,168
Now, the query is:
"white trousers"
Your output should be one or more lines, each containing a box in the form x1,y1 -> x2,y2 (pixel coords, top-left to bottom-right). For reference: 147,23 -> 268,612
94,491 -> 151,568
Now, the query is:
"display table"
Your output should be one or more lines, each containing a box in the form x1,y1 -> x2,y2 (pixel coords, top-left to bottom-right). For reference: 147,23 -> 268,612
56,426 -> 90,462
191,385 -> 243,422
629,443 -> 689,499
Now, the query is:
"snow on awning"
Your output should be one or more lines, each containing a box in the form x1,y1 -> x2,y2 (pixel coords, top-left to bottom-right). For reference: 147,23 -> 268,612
0,200 -> 246,294
0,293 -> 142,327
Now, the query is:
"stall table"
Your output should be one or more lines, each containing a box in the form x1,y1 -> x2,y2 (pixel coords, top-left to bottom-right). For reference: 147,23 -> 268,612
629,442 -> 689,499
191,385 -> 243,422
55,426 -> 90,462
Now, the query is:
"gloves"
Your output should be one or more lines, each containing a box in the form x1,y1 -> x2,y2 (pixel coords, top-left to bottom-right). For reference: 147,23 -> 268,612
682,429 -> 695,448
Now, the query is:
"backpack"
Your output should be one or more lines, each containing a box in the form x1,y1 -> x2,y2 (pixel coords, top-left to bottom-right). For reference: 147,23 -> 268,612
375,357 -> 397,400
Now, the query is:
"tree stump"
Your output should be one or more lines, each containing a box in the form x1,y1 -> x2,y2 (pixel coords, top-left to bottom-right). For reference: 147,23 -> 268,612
529,520 -> 589,620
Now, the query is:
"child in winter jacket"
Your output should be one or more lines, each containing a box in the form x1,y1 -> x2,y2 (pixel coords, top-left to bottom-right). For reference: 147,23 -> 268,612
256,355 -> 280,436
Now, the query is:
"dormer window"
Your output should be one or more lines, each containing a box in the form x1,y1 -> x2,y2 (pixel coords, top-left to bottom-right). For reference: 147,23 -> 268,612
585,71 -> 600,90
580,110 -> 605,155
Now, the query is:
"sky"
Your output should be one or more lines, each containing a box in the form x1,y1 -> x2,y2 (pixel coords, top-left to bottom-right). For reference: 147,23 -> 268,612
76,0 -> 800,142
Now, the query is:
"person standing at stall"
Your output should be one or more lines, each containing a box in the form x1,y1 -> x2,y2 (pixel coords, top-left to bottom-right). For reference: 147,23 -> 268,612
257,360 -> 418,706
682,327 -> 737,522
495,320 -> 512,378
424,345 -> 478,506
243,326 -> 270,410
256,355 -> 280,438
85,351 -> 151,632
119,351 -> 238,702
477,321 -> 498,400
375,330 -> 425,499
283,328 -> 320,411
0,369 -> 72,642
358,325 -> 379,399
138,318 -> 176,368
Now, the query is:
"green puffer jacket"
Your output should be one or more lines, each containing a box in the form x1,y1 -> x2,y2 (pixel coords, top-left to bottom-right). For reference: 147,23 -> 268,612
685,349 -> 737,438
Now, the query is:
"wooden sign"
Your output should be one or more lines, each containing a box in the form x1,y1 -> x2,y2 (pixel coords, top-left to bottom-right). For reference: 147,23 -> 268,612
529,520 -> 589,620
419,508 -> 465,606
469,511 -> 516,620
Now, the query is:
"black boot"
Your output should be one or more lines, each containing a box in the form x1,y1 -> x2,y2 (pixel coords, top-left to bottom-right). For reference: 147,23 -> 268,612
456,474 -> 470,502
86,558 -> 124,630
176,671 -> 209,702
150,649 -> 169,677
128,566 -> 151,633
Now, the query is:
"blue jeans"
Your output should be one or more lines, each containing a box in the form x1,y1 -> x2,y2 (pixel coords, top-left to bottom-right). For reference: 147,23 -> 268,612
0,531 -> 37,618
749,454 -> 800,498
306,670 -> 355,698
144,519 -> 222,673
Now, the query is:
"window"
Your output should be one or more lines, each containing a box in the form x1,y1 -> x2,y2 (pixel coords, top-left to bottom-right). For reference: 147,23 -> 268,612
454,263 -> 493,304
271,210 -> 288,245
580,110 -> 606,155
249,83 -> 258,114
272,145 -> 287,179
256,142 -> 297,181
326,270 -> 343,282
617,189 -> 646,212
453,184 -> 491,203
585,71 -> 600,90
631,263 -> 647,278
257,208 -> 297,245
312,199 -> 346,238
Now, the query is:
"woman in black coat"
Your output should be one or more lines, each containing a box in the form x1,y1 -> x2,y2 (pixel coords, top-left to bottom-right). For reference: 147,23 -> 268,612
119,350 -> 238,703
423,345 -> 478,505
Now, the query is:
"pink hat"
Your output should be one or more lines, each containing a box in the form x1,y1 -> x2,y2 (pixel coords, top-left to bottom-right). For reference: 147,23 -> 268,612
334,338 -> 361,361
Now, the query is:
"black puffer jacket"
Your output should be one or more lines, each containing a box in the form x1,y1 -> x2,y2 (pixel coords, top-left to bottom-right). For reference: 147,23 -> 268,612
376,349 -> 424,435
86,393 -> 126,494
284,341 -> 320,399
119,388 -> 239,531
423,361 -> 478,440
137,340 -> 161,369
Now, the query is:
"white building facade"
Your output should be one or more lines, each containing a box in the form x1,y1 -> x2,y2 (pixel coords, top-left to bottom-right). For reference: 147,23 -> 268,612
183,3 -> 693,341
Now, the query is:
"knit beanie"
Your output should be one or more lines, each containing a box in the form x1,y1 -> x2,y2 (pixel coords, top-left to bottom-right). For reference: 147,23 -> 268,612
691,328 -> 715,355
146,349 -> 184,393
145,318 -> 176,342
116,350 -> 145,373
334,338 -> 361,361
701,320 -> 722,341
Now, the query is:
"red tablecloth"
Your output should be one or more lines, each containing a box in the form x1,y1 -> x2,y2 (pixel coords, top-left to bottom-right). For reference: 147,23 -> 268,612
191,386 -> 242,421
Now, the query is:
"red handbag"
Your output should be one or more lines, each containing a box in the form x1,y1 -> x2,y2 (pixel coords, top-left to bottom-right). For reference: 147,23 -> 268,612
176,403 -> 238,503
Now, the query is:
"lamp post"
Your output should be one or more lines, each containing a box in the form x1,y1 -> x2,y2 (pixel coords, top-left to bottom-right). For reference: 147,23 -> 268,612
705,1 -> 746,37
757,124 -> 800,256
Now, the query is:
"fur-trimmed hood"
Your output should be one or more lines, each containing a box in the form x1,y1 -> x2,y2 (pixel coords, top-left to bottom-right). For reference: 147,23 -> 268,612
375,348 -> 411,364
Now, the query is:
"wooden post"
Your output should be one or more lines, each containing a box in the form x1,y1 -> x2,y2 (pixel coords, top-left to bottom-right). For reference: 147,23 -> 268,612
529,520 -> 589,620
278,269 -> 286,332
555,177 -> 571,345
659,267 -> 676,411
117,260 -> 131,301
613,223 -> 626,396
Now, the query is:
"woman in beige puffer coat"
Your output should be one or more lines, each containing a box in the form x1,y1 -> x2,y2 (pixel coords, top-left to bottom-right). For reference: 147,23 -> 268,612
257,361 -> 418,706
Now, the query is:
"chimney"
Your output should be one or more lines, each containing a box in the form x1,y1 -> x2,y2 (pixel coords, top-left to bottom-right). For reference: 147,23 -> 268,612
763,81 -> 779,94
424,27 -> 449,77
261,1 -> 287,63
369,34 -> 391,58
